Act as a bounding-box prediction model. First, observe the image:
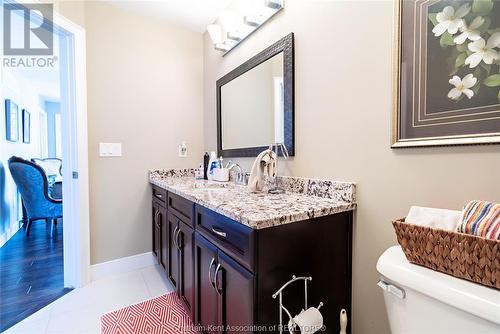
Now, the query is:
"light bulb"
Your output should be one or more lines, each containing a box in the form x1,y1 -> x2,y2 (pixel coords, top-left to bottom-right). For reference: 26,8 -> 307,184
207,24 -> 223,44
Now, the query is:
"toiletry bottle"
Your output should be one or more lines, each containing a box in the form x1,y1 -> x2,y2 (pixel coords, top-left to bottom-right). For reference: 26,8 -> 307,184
207,152 -> 217,180
195,164 -> 204,179
203,152 -> 209,180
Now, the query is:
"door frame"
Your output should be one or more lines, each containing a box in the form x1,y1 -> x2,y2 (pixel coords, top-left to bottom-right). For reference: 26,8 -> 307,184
52,10 -> 90,288
4,0 -> 89,288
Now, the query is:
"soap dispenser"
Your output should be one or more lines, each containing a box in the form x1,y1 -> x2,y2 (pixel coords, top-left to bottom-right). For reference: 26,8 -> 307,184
207,152 -> 217,180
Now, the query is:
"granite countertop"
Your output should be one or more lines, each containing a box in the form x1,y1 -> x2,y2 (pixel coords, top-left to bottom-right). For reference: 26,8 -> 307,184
149,169 -> 357,230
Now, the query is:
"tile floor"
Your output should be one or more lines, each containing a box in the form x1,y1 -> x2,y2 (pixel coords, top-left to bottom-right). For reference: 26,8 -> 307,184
4,265 -> 174,334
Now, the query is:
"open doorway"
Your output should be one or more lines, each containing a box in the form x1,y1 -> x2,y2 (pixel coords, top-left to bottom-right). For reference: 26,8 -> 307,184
0,2 -> 89,330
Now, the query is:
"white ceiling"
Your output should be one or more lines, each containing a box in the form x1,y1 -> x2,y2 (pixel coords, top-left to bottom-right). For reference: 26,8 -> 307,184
106,0 -> 234,33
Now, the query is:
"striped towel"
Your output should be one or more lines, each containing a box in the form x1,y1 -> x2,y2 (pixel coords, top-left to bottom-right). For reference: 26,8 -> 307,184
456,200 -> 500,240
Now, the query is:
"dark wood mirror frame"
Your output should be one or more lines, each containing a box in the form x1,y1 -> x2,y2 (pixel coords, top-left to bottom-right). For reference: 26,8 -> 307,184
216,33 -> 295,158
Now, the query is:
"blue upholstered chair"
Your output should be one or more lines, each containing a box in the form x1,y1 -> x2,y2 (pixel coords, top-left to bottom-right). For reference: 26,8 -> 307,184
8,156 -> 62,236
31,158 -> 62,180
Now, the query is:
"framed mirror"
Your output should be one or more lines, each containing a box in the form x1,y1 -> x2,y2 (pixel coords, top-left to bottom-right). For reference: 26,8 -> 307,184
217,33 -> 294,157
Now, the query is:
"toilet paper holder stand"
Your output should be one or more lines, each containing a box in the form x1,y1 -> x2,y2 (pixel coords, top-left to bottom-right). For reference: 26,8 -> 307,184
272,275 -> 324,334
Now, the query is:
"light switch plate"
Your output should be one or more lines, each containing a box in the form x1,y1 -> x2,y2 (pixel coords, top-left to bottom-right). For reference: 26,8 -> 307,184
99,143 -> 122,157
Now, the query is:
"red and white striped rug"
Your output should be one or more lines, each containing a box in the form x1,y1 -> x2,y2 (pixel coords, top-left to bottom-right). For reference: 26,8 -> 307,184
101,292 -> 198,334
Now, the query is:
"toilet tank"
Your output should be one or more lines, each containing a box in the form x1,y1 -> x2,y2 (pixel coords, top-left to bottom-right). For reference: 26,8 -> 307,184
377,246 -> 500,334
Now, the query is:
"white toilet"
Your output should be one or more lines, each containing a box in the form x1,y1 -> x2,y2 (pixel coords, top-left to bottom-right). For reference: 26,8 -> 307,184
377,246 -> 500,334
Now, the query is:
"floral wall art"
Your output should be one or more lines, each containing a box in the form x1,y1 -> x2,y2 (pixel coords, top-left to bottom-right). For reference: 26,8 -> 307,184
393,0 -> 500,147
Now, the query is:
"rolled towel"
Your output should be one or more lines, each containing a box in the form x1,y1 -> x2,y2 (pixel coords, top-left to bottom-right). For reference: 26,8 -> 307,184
405,206 -> 462,231
456,200 -> 500,240
248,149 -> 276,192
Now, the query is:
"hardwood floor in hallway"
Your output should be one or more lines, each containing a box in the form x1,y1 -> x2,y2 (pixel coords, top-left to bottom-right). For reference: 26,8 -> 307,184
0,220 -> 71,332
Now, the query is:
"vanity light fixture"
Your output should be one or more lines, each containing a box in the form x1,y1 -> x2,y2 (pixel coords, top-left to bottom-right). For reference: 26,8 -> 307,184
227,31 -> 243,42
214,43 -> 231,52
207,24 -> 223,44
206,0 -> 284,55
265,0 -> 282,10
243,15 -> 260,27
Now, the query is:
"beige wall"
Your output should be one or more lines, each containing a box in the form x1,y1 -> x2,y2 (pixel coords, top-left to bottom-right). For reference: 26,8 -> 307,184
57,1 -> 204,264
85,1 -> 204,264
203,1 -> 500,333
49,0 -> 86,28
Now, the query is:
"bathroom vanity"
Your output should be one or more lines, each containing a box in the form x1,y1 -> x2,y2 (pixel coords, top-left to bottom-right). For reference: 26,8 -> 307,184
150,169 -> 356,334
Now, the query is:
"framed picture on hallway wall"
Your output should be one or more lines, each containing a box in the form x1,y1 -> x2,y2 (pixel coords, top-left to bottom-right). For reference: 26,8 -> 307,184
392,0 -> 500,147
5,99 -> 19,142
22,109 -> 30,144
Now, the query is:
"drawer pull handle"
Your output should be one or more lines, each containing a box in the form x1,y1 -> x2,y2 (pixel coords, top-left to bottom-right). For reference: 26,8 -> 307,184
212,227 -> 227,238
155,193 -> 163,199
214,263 -> 222,294
208,258 -> 216,288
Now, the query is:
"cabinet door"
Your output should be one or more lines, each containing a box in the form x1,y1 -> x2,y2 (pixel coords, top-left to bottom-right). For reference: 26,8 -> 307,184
194,233 -> 219,334
159,206 -> 168,272
216,251 -> 255,334
167,213 -> 179,288
178,221 -> 194,318
152,203 -> 160,264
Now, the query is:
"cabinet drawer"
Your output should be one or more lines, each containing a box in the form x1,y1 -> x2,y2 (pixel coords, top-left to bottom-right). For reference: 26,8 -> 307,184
195,205 -> 255,272
168,192 -> 194,224
152,186 -> 167,207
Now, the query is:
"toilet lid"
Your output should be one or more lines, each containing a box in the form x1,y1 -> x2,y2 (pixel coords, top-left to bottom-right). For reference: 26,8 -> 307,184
377,246 -> 500,325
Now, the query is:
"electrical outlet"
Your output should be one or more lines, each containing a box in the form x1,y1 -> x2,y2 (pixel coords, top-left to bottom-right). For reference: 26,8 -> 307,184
178,141 -> 187,158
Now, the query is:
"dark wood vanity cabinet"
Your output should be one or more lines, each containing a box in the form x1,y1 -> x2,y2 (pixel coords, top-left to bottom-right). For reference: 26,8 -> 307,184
152,203 -> 160,262
177,217 -> 195,316
167,212 -> 195,319
152,185 -> 353,334
166,212 -> 179,288
152,201 -> 167,271
194,232 -> 255,334
217,250 -> 255,334
194,233 -> 219,332
152,186 -> 195,319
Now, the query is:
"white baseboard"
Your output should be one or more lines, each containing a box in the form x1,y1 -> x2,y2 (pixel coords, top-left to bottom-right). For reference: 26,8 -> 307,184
90,252 -> 156,281
0,220 -> 20,248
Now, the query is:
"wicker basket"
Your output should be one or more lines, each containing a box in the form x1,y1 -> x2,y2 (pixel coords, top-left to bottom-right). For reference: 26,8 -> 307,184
392,218 -> 500,290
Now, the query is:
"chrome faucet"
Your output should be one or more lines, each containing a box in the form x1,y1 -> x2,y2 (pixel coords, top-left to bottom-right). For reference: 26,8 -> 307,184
228,163 -> 247,185
268,143 -> 289,194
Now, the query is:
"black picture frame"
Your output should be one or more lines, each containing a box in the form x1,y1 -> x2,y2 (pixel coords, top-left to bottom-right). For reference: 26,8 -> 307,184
216,33 -> 295,157
5,99 -> 19,142
22,109 -> 30,144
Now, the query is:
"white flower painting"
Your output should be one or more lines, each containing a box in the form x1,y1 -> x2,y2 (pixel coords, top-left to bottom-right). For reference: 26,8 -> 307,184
432,4 -> 471,36
393,0 -> 500,147
465,33 -> 500,67
429,0 -> 500,102
448,74 -> 477,99
453,16 -> 484,44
